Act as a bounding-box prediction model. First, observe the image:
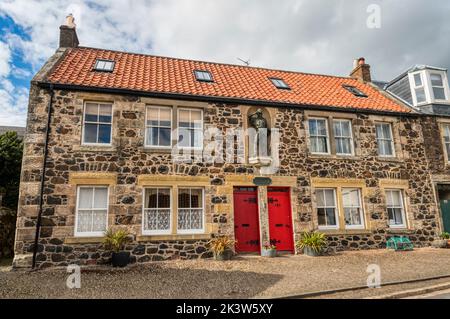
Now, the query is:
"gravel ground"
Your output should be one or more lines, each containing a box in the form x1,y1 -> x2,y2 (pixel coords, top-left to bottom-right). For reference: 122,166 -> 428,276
1,248 -> 450,299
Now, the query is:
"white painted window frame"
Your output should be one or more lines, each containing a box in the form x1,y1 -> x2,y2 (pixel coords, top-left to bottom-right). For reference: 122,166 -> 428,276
177,108 -> 204,151
74,186 -> 109,237
333,119 -> 354,156
385,189 -> 407,229
342,188 -> 365,230
442,123 -> 450,163
375,122 -> 396,158
429,72 -> 449,102
308,117 -> 331,155
316,188 -> 339,230
144,105 -> 173,149
142,187 -> 173,235
177,187 -> 205,234
81,101 -> 113,146
409,70 -> 450,106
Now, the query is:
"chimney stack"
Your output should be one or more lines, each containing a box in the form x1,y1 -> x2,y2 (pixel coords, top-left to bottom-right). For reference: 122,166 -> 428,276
350,57 -> 371,83
59,14 -> 79,48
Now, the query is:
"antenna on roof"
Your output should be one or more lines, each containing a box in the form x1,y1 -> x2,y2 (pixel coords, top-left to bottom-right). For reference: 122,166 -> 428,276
237,57 -> 250,66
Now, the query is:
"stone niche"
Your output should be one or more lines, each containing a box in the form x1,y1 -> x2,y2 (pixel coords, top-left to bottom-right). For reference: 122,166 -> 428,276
246,107 -> 274,167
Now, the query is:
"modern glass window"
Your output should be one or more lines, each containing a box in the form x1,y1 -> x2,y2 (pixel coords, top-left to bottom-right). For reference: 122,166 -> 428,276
94,59 -> 115,72
412,72 -> 426,104
194,70 -> 213,82
82,102 -> 112,145
316,188 -> 338,229
385,189 -> 407,228
309,118 -> 329,154
431,73 -> 447,100
333,119 -> 353,155
443,124 -> 450,162
143,188 -> 172,234
269,78 -> 290,90
145,106 -> 172,148
375,123 -> 395,157
178,108 -> 203,149
177,188 -> 204,233
75,186 -> 108,237
342,85 -> 367,97
342,188 -> 364,229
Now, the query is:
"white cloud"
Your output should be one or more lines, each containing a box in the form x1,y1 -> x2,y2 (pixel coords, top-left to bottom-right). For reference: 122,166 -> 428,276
0,0 -> 449,126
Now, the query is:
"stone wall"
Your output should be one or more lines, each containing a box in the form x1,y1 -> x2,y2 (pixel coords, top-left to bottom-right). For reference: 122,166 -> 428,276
0,206 -> 16,259
13,86 -> 442,268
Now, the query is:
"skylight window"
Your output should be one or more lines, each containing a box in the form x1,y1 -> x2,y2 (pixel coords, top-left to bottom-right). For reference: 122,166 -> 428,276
94,59 -> 115,72
343,85 -> 368,98
194,70 -> 213,82
269,78 -> 290,90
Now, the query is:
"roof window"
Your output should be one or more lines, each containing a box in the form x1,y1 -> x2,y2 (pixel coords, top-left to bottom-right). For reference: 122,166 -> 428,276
94,59 -> 115,72
343,85 -> 368,97
269,77 -> 290,90
194,70 -> 213,82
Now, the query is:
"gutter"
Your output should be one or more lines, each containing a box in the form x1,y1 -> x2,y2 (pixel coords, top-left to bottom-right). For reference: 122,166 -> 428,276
37,82 -> 419,118
32,85 -> 54,269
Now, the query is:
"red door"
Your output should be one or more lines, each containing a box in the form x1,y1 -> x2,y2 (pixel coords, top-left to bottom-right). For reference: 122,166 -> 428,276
233,187 -> 260,253
268,187 -> 294,252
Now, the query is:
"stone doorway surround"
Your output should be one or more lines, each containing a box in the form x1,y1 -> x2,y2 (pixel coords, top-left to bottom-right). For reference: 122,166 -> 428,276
222,175 -> 298,253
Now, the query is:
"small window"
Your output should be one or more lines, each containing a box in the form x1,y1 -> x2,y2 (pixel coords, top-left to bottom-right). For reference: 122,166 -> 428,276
431,73 -> 447,100
412,72 -> 426,104
342,188 -> 364,229
316,188 -> 338,229
194,70 -> 213,82
375,123 -> 395,157
442,124 -> 450,162
309,118 -> 329,154
269,78 -> 290,90
178,108 -> 203,149
343,85 -> 368,98
385,189 -> 407,228
83,102 -> 113,145
94,59 -> 115,72
75,186 -> 108,237
177,188 -> 204,233
145,106 -> 172,148
143,188 -> 172,235
333,119 -> 354,155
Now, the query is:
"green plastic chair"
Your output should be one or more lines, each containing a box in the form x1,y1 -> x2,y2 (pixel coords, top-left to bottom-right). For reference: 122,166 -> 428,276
386,236 -> 414,251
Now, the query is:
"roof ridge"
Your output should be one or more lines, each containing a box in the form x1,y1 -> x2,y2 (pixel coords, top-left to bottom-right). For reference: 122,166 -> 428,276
76,46 -> 357,81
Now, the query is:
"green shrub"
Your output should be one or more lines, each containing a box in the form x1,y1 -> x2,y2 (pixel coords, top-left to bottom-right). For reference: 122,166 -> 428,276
296,231 -> 327,253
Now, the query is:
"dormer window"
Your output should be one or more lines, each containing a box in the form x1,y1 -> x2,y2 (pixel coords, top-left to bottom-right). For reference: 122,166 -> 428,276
94,59 -> 115,72
431,73 -> 447,100
412,73 -> 426,104
194,70 -> 213,82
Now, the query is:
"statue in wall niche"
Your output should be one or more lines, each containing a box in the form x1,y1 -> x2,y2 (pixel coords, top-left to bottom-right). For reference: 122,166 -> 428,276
248,109 -> 270,163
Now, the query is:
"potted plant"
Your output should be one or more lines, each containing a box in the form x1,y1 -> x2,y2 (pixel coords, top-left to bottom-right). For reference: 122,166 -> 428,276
103,228 -> 132,267
261,242 -> 277,258
208,236 -> 236,261
441,232 -> 450,248
296,231 -> 326,257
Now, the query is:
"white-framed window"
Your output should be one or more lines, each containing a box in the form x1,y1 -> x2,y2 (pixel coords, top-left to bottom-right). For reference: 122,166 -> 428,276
342,188 -> 364,229
178,108 -> 203,149
442,124 -> 450,162
333,119 -> 354,155
145,106 -> 172,148
375,123 -> 395,157
316,188 -> 338,229
412,72 -> 427,104
309,118 -> 330,154
177,188 -> 204,234
430,73 -> 447,101
75,186 -> 108,237
82,102 -> 113,145
385,189 -> 407,228
143,188 -> 172,235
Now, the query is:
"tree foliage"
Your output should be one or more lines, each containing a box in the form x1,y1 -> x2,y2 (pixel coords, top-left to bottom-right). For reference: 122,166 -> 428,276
0,131 -> 23,210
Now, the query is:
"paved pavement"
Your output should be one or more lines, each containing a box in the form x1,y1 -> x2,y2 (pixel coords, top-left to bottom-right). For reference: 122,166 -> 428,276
408,288 -> 450,299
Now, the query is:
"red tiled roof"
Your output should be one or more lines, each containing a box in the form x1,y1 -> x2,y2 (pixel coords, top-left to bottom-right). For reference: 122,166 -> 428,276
46,47 -> 411,113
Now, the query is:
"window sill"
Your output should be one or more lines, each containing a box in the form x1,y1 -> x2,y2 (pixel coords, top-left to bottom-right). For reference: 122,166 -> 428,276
73,145 -> 116,152
319,229 -> 372,236
136,234 -> 212,242
386,228 -> 414,234
139,147 -> 173,154
377,156 -> 403,163
308,154 -> 361,161
65,237 -> 104,244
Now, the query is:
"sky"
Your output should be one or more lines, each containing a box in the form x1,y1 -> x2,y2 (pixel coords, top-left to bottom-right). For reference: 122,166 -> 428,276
0,0 -> 449,127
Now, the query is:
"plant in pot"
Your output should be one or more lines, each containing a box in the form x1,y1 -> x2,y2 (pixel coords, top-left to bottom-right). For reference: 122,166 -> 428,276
441,232 -> 450,248
103,228 -> 132,267
208,236 -> 236,261
296,231 -> 326,257
261,242 -> 277,258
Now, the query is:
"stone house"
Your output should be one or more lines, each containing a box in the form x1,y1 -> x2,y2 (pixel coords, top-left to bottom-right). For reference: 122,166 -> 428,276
13,16 -> 443,268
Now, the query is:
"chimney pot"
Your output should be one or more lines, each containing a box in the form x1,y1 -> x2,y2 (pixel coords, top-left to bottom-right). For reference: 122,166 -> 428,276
350,57 -> 371,83
358,57 -> 366,65
65,14 -> 76,28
